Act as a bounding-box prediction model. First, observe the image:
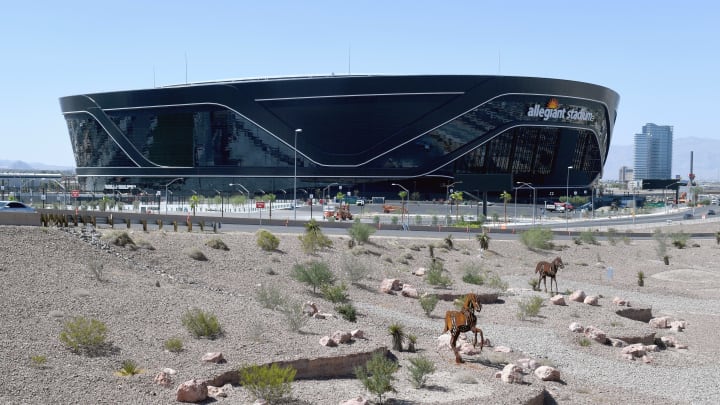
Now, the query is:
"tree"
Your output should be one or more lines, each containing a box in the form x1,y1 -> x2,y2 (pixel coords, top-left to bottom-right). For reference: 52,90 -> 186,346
398,190 -> 408,225
189,194 -> 200,216
450,191 -> 463,221
264,193 -> 276,219
500,191 -> 512,223
355,352 -> 399,404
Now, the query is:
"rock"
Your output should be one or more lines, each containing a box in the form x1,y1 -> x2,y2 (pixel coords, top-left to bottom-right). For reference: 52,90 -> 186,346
584,325 -> 607,344
517,358 -> 539,371
660,335 -> 678,347
649,317 -> 670,328
569,290 -> 586,302
676,343 -> 689,349
380,278 -> 402,293
459,342 -> 482,355
615,307 -> 652,322
401,284 -> 419,298
670,321 -> 686,331
642,355 -> 653,363
201,352 -> 226,364
569,322 -> 584,333
494,346 -> 512,353
413,267 -> 426,276
608,338 -> 627,347
351,329 -> 364,339
312,313 -> 326,319
207,385 -> 228,398
331,330 -> 352,344
500,363 -> 523,384
153,372 -> 172,387
621,343 -> 646,357
162,367 -> 177,375
534,366 -> 561,381
550,295 -> 566,305
176,379 -> 208,403
340,397 -> 369,405
303,302 -> 319,316
612,297 -> 627,306
583,295 -> 599,306
319,336 -> 338,347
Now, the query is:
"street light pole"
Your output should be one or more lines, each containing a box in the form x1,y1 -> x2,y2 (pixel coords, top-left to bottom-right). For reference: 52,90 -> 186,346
294,128 -> 302,220
391,183 -> 410,230
566,166 -> 573,232
516,182 -> 535,225
163,178 -> 184,215
214,189 -> 224,218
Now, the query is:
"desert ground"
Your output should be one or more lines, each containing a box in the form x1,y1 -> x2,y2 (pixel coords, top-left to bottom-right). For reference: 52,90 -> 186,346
2,219 -> 720,404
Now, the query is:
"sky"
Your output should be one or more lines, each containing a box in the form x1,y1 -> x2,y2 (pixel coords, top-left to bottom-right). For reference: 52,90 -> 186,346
1,1 -> 718,179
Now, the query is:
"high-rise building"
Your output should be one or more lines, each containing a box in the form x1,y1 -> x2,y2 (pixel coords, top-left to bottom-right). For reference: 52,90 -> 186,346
634,123 -> 673,180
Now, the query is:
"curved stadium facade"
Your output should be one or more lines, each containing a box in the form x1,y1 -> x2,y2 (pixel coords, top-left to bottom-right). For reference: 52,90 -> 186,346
59,75 -> 619,200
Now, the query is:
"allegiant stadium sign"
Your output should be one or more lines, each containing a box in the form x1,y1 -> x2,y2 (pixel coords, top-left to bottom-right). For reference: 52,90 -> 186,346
527,98 -> 594,122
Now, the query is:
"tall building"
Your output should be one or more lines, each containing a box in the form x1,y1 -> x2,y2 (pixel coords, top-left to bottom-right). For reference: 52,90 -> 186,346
634,123 -> 673,180
618,166 -> 633,183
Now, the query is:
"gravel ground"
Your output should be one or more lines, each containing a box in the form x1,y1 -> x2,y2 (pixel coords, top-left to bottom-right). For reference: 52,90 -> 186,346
1,223 -> 719,404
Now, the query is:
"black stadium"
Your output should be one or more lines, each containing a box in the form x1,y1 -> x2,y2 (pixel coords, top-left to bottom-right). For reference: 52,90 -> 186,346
59,75 -> 619,200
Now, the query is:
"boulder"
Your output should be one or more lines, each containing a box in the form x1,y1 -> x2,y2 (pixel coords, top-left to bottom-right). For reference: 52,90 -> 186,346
569,290 -> 586,302
380,278 -> 402,293
534,366 -> 561,381
612,297 -> 628,306
584,325 -> 607,344
649,317 -> 670,328
550,295 -> 566,305
331,330 -> 352,344
341,397 -> 369,405
153,371 -> 172,387
401,284 -> 419,298
615,307 -> 653,322
569,322 -> 584,333
319,336 -> 338,347
583,296 -> 599,306
176,379 -> 208,403
351,329 -> 364,339
303,302 -> 319,316
413,267 -> 426,276
500,363 -> 523,384
670,321 -> 686,331
494,346 -> 512,353
207,385 -> 229,398
201,352 -> 226,364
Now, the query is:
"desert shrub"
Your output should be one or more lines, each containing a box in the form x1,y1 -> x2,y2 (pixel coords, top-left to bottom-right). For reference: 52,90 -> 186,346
186,247 -> 207,261
280,301 -> 307,333
256,285 -> 284,310
355,352 -> 399,404
484,270 -> 508,291
181,308 -> 222,339
256,230 -> 280,251
407,356 -> 436,389
101,230 -> 136,247
431,215 -> 439,226
298,219 -> 332,254
341,254 -> 371,285
206,237 -> 229,251
519,227 -> 554,250
579,337 -> 591,347
579,230 -> 598,245
347,219 -> 376,245
461,264 -> 484,285
291,261 -> 335,293
637,271 -> 645,286
528,278 -> 539,291
415,215 -> 423,226
30,355 -> 47,368
388,323 -> 406,352
135,239 -> 155,250
391,216 -> 399,225
671,231 -> 690,249
407,334 -> 418,352
517,296 -> 544,320
653,229 -> 668,259
426,260 -> 452,287
239,363 -> 296,404
59,317 -> 107,354
606,228 -> 619,246
419,294 -> 439,317
321,282 -> 348,303
443,234 -> 454,249
163,338 -> 184,353
336,303 -> 357,322
476,231 -> 491,250
116,359 -> 143,376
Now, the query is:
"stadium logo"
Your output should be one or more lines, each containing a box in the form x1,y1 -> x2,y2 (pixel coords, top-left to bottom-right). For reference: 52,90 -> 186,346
527,98 -> 594,122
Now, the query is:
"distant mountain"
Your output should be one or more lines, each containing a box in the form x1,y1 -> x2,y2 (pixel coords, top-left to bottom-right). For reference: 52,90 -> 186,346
604,137 -> 720,182
0,160 -> 75,171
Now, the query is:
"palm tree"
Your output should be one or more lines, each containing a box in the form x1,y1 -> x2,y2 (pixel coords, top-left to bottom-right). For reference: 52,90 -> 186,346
398,190 -> 408,225
500,191 -> 512,223
189,194 -> 199,216
450,191 -> 463,221
265,193 -> 276,219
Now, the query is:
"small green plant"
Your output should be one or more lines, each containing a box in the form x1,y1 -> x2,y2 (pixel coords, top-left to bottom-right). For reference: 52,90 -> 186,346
519,227 -> 554,250
280,301 -> 308,332
181,308 -> 222,339
388,322 -> 406,352
239,363 -> 297,404
256,229 -> 280,251
579,337 -> 591,347
443,234 -> 454,249
476,231 -> 490,250
528,278 -> 539,291
484,270 -> 508,291
653,228 -> 668,259
670,231 -> 690,249
517,296 -> 544,320
206,237 -> 229,250
30,355 -> 47,368
391,216 -> 399,225
341,254 -> 371,285
116,359 -> 143,376
426,260 -> 452,287
336,303 -> 358,322
291,261 -> 335,293
321,282 -> 348,303
419,294 -> 439,317
347,219 -> 376,245
163,338 -> 184,353
406,334 -> 418,352
637,271 -> 645,287
578,230 -> 599,245
715,231 -> 720,245
257,285 -> 284,310
355,352 -> 399,404
59,317 -> 108,355
461,265 -> 484,285
407,356 -> 436,389
186,247 -> 208,261
299,219 -> 332,254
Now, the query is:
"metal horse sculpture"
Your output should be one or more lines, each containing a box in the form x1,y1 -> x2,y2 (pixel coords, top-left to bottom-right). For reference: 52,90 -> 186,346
535,256 -> 565,294
443,293 -> 484,364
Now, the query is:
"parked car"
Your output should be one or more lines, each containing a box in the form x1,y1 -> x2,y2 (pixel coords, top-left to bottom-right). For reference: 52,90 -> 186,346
356,198 -> 365,206
708,209 -> 716,215
0,201 -> 36,213
683,213 -> 694,220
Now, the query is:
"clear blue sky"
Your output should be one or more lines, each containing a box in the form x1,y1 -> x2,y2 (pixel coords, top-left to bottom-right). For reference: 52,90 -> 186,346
2,1 -> 718,177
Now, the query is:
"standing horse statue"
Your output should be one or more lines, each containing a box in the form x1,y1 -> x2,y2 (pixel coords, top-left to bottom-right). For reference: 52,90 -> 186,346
443,293 -> 484,364
535,256 -> 565,294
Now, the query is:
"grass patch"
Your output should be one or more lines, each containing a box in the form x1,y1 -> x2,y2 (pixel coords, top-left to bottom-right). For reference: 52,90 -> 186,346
163,338 -> 184,353
181,308 -> 222,339
59,317 -> 108,355
517,296 -> 544,320
239,363 -> 296,404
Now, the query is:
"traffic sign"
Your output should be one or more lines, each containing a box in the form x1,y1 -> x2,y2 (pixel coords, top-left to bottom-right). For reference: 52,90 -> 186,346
256,201 -> 265,208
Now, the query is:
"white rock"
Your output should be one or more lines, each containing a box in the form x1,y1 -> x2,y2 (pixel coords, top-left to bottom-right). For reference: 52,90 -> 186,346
534,366 -> 561,381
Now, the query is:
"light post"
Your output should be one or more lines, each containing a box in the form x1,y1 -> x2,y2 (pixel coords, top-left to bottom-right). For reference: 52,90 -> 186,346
566,166 -> 573,232
664,182 -> 680,214
322,183 -> 339,206
229,183 -> 249,196
516,182 -> 536,225
294,128 -> 302,220
444,181 -> 462,214
214,189 -> 224,218
391,183 -> 410,230
163,178 -> 184,215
